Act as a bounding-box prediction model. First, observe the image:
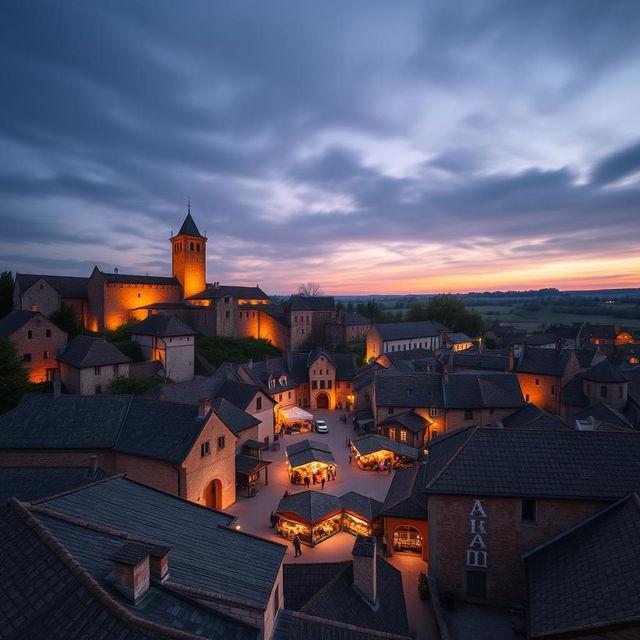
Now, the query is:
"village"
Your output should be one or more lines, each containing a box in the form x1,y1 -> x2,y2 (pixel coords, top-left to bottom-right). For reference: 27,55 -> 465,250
1,209 -> 640,640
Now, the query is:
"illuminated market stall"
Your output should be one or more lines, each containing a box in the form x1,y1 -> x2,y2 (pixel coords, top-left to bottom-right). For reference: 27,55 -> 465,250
350,434 -> 419,471
275,490 -> 383,546
279,406 -> 314,434
286,440 -> 337,485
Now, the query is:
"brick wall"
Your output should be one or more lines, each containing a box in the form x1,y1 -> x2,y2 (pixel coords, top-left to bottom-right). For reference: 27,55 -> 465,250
428,494 -> 609,605
444,407 -> 515,431
516,372 -> 560,412
16,280 -> 60,317
237,309 -> 288,351
309,355 -> 335,409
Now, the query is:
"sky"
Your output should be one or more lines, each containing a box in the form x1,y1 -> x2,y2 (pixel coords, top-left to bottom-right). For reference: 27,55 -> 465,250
1,1 -> 640,295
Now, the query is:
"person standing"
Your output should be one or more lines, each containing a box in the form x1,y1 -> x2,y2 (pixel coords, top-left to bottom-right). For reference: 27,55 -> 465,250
304,475 -> 310,489
293,534 -> 302,557
321,477 -> 326,490
348,454 -> 352,465
270,511 -> 276,528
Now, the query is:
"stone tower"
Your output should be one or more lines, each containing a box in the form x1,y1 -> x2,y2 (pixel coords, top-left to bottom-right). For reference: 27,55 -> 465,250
171,206 -> 207,299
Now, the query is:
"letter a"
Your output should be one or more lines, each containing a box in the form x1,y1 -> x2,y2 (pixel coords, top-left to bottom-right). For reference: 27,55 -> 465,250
469,534 -> 487,549
469,499 -> 487,517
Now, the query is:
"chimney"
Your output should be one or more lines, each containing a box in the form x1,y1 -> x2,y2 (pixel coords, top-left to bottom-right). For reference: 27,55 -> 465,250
352,535 -> 377,607
88,455 -> 98,477
198,397 -> 211,417
110,542 -> 151,603
53,372 -> 61,399
146,543 -> 171,582
31,304 -> 39,312
114,266 -> 119,274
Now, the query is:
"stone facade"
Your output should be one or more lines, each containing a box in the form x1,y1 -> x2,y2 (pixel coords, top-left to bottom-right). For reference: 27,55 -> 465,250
59,360 -> 130,395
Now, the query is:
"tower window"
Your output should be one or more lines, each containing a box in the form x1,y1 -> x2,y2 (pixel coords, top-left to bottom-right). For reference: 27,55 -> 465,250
190,242 -> 194,251
196,243 -> 200,252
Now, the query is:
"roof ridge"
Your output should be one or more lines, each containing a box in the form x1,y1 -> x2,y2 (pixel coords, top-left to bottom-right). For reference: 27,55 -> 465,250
299,562 -> 353,612
425,427 -> 479,489
28,472 -> 125,505
7,498 -> 211,640
289,610 -> 413,639
113,394 -> 135,449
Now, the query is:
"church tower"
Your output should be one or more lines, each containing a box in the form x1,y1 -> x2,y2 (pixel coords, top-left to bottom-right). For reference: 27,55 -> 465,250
171,204 -> 207,299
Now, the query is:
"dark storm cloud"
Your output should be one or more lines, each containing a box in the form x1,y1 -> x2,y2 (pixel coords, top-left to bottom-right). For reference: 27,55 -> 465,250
0,0 -> 639,291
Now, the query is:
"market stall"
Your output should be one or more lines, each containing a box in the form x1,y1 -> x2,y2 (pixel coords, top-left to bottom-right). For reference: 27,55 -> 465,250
340,491 -> 383,537
286,440 -> 337,485
350,434 -> 419,471
235,453 -> 271,498
279,406 -> 314,434
275,491 -> 343,545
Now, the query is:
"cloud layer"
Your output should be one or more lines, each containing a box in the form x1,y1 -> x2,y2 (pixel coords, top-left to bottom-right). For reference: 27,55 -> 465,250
1,0 -> 639,294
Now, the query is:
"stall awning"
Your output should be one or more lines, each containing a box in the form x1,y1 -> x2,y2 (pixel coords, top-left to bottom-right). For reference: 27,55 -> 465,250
280,406 -> 314,422
351,434 -> 419,459
235,453 -> 272,476
286,440 -> 336,469
276,490 -> 342,524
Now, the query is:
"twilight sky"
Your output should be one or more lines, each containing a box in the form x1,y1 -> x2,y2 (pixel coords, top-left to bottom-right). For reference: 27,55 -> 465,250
1,1 -> 640,295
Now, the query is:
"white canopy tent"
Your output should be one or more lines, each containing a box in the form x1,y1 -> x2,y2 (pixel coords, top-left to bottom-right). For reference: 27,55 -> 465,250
279,406 -> 314,422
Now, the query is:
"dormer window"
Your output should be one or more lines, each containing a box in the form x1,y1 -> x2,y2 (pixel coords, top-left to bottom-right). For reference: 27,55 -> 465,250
279,375 -> 287,385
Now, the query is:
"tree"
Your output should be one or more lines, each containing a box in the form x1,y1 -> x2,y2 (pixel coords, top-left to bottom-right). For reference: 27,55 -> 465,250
50,302 -> 82,338
0,271 -> 13,319
297,282 -> 324,296
425,295 -> 468,328
0,338 -> 29,413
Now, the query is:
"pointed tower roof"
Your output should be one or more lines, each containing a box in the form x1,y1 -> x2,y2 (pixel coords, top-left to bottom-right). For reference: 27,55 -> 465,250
176,211 -> 204,238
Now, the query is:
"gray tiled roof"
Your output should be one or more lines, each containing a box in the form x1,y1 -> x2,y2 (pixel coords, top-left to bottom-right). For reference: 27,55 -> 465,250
0,310 -> 45,337
425,427 -> 640,500
446,332 -> 472,343
375,372 -> 444,408
500,404 -> 570,430
34,477 -> 286,607
452,349 -> 509,371
286,440 -> 331,455
235,453 -> 271,475
130,314 -> 197,336
351,434 -> 419,459
515,348 -> 570,376
379,465 -> 428,520
57,335 -> 131,368
325,312 -> 371,326
97,270 -> 180,286
282,296 -> 335,312
573,402 -> 634,431
574,348 -> 605,368
581,358 -> 629,383
339,492 -> 383,521
282,562 -> 349,611
15,273 -> 89,299
525,494 -> 640,637
295,555 -> 409,637
175,211 -> 204,238
0,395 -> 219,464
561,373 -> 589,407
212,398 -> 259,435
287,440 -> 336,468
445,373 -> 525,409
276,490 -> 342,523
374,321 -> 442,341
378,410 -> 429,433
188,285 -> 269,300
0,466 -> 110,504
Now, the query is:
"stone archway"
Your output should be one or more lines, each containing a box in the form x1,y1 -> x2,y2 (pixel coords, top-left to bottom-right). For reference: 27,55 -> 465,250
316,392 -> 329,409
393,525 -> 423,555
203,478 -> 223,510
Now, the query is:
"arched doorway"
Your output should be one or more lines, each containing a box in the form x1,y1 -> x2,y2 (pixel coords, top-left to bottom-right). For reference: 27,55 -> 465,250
393,525 -> 423,555
203,479 -> 223,510
316,392 -> 329,409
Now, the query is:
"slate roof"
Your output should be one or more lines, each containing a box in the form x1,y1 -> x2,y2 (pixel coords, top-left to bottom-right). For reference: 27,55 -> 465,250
581,358 -> 629,383
380,349 -> 441,373
276,491 -> 342,524
31,476 -> 286,607
446,332 -> 473,344
374,321 -> 442,341
325,312 -> 372,326
282,296 -> 335,312
284,555 -> 409,638
515,348 -> 570,376
212,398 -> 259,435
188,285 -> 269,301
282,561 -> 349,611
97,270 -> 180,287
130,314 -> 198,337
0,395 -> 225,464
499,404 -> 570,430
175,211 -> 204,238
574,348 -> 605,368
524,494 -> 640,638
378,410 -> 429,433
0,466 -> 111,504
424,427 -> 640,500
452,350 -> 509,371
573,402 -> 634,431
339,492 -> 383,521
286,440 -> 336,468
15,273 -> 89,299
375,372 -> 444,408
379,465 -> 428,520
560,373 -> 589,408
444,373 -> 525,409
241,358 -> 300,392
351,434 -> 419,459
308,350 -> 357,380
0,310 -> 43,337
522,333 -> 557,346
235,453 -> 271,476
57,335 -> 131,368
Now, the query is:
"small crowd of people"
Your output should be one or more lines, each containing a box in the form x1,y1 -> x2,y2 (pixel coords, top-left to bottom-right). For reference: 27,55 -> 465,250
290,464 -> 337,489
